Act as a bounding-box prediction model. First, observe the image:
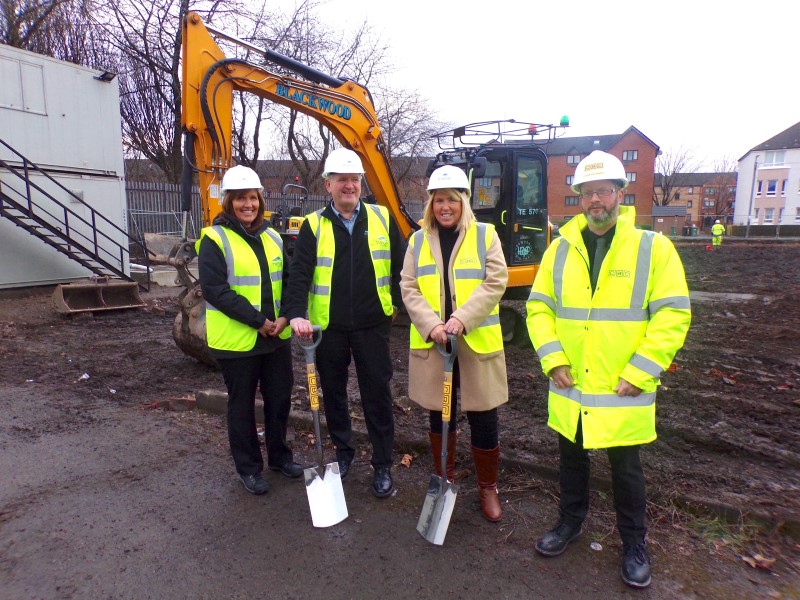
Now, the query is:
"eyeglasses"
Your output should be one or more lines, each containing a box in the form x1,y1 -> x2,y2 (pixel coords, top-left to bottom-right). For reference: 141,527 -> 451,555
578,188 -> 617,201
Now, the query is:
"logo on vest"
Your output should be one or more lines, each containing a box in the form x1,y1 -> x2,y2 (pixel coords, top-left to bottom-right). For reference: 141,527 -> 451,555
376,236 -> 389,247
609,269 -> 630,278
458,256 -> 479,265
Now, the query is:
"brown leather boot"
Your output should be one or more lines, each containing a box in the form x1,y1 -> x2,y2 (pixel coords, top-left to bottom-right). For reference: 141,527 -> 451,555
472,445 -> 502,522
428,431 -> 457,481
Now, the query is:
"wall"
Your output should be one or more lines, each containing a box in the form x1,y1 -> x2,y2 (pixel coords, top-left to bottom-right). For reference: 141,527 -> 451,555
0,45 -> 127,288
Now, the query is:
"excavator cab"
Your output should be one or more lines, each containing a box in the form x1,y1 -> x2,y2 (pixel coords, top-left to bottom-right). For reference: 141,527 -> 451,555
428,119 -> 568,343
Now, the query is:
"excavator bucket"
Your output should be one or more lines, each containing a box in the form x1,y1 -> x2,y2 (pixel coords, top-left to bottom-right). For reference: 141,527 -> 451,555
52,279 -> 145,314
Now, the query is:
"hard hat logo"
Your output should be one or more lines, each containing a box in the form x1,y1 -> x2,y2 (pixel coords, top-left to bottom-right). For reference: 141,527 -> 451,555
323,148 -> 365,178
571,150 -> 628,194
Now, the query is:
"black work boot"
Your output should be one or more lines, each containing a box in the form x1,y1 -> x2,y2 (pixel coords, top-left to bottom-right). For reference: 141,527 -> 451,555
535,522 -> 582,557
621,541 -> 651,588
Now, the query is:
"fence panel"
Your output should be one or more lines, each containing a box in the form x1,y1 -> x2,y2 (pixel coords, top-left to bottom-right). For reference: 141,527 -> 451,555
126,182 -> 427,237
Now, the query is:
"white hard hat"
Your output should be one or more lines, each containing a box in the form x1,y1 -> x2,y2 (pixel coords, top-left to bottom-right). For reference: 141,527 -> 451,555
221,165 -> 263,192
322,148 -> 365,178
427,165 -> 470,192
715,219 -> 721,224
571,150 -> 628,193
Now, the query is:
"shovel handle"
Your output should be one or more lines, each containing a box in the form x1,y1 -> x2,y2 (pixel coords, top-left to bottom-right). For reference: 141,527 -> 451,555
296,325 -> 323,364
435,333 -> 458,373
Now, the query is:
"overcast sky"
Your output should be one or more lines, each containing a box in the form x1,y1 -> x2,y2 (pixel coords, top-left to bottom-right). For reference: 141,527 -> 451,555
285,0 -> 799,170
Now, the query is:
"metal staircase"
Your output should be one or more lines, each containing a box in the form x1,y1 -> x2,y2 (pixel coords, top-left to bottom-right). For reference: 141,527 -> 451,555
0,138 -> 151,290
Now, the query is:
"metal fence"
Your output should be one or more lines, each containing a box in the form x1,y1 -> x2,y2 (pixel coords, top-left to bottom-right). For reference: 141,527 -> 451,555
126,181 -> 427,237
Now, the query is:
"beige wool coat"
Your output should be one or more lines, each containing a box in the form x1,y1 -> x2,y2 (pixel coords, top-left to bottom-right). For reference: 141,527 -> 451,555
400,225 -> 509,412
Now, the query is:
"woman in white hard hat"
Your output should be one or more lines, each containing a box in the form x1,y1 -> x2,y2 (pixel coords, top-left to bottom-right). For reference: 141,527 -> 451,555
401,165 -> 510,522
197,165 -> 303,496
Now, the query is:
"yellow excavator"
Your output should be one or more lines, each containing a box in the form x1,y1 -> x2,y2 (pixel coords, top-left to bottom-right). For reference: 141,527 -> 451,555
170,12 -> 567,364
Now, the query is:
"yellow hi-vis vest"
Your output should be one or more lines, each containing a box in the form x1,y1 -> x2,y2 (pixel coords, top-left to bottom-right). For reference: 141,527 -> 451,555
197,225 -> 290,351
304,204 -> 393,329
408,222 -> 503,354
526,207 -> 691,449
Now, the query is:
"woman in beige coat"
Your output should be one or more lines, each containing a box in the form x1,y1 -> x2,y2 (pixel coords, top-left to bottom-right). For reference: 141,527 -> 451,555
400,165 -> 509,521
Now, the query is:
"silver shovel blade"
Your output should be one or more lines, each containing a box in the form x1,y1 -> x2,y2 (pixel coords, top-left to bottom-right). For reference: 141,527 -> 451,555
416,474 -> 458,545
304,463 -> 348,528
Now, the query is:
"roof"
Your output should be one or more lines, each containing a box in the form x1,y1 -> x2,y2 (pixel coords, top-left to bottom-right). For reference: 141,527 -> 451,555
742,121 -> 800,159
544,125 -> 659,156
654,172 -> 737,187
652,205 -> 687,217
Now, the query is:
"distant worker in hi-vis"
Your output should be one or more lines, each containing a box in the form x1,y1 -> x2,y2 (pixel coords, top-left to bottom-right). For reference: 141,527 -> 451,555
711,219 -> 725,249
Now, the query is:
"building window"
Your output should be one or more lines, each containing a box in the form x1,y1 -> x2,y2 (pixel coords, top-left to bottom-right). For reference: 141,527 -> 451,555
727,186 -> 736,194
779,208 -> 784,222
567,154 -> 581,165
675,192 -> 681,200
795,208 -> 800,222
687,187 -> 694,194
754,208 -> 759,220
622,150 -> 638,161
764,150 -> 785,166
781,180 -> 787,196
764,208 -> 774,224
626,172 -> 637,183
705,187 -> 717,196
703,199 -> 715,208
766,180 -> 777,197
565,196 -> 579,206
687,200 -> 692,208
756,181 -> 762,195
622,194 -> 635,205
565,175 -> 574,185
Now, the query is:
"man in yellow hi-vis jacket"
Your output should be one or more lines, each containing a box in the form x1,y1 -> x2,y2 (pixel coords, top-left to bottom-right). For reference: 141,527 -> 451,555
526,151 -> 691,589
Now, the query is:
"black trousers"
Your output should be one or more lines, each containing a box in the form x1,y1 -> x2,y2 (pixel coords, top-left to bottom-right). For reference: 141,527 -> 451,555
428,358 -> 499,450
316,321 -> 394,467
558,421 -> 647,546
218,344 -> 294,476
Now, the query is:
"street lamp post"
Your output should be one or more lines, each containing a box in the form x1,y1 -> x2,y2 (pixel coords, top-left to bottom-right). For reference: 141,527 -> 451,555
744,155 -> 759,239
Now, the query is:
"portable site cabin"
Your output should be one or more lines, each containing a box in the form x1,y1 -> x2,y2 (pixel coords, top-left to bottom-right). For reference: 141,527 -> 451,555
0,44 -> 130,290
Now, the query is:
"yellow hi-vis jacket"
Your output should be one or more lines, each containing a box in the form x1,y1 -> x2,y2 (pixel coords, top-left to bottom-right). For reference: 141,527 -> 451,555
526,207 -> 691,449
711,223 -> 725,237
304,204 -> 393,329
197,225 -> 290,351
407,222 -> 503,354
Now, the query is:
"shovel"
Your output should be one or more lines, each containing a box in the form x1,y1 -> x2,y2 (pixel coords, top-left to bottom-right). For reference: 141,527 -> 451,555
297,326 -> 348,528
416,334 -> 459,545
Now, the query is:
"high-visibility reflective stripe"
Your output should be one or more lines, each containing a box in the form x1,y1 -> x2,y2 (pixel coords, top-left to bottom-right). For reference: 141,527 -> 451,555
366,203 -> 389,232
377,275 -> 391,287
528,290 -> 556,312
549,381 -> 656,407
477,313 -> 500,328
316,257 -> 333,267
630,353 -> 664,378
417,264 -> 437,277
372,250 -> 391,260
270,271 -> 281,282
551,231 -> 680,324
650,296 -> 691,313
455,268 -> 485,279
311,284 -> 329,295
630,231 -> 654,309
211,225 -> 237,288
536,340 -> 564,360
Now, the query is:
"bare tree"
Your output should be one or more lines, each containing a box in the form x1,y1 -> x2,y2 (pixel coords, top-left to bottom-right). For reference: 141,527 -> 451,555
0,0 -> 110,67
702,156 -> 738,223
653,146 -> 702,206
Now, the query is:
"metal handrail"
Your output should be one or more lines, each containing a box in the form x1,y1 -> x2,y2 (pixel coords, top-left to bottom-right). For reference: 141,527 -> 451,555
0,138 -> 150,288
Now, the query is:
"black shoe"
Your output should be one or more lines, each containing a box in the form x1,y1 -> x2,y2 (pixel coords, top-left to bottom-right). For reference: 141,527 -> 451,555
372,465 -> 394,498
239,473 -> 269,495
621,541 -> 651,588
337,458 -> 353,480
535,522 -> 583,557
269,461 -> 304,478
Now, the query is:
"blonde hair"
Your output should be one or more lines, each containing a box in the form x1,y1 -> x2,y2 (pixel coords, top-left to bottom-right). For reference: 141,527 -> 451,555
221,188 -> 266,231
422,188 -> 475,233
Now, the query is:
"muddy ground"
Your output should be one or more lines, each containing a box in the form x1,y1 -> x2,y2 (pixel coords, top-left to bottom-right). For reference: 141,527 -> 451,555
0,239 -> 798,599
